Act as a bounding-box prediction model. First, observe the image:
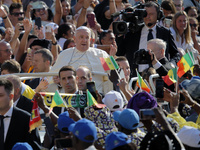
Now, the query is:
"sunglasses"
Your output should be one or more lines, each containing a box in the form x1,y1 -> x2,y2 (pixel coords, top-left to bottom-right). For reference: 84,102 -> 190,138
11,12 -> 24,17
0,49 -> 12,53
190,24 -> 198,27
35,8 -> 46,12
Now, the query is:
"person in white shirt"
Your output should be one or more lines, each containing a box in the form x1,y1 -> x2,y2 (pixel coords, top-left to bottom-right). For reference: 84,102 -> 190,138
49,26 -> 113,94
170,11 -> 199,54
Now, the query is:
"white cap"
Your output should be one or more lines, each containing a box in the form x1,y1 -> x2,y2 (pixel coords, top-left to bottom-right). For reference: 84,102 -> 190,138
177,126 -> 200,148
102,90 -> 124,112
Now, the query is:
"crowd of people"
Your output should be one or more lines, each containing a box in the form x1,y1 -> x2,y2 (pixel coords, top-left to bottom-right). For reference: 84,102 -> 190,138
0,0 -> 200,149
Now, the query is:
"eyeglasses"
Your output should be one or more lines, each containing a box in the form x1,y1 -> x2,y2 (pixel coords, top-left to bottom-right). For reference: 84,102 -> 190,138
0,49 -> 12,53
11,12 -> 24,17
190,24 -> 198,27
35,8 -> 46,12
174,4 -> 182,7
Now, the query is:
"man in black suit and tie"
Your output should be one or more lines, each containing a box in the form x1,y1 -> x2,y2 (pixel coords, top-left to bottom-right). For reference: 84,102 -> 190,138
0,78 -> 41,150
116,2 -> 180,77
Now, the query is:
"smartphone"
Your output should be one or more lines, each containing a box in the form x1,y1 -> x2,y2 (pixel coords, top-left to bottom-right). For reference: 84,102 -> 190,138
87,13 -> 95,28
139,109 -> 155,120
156,79 -> 164,98
54,137 -> 73,148
45,25 -> 52,33
19,23 -> 24,31
86,81 -> 97,100
66,15 -> 72,21
164,18 -> 171,28
161,103 -> 170,113
35,17 -> 41,29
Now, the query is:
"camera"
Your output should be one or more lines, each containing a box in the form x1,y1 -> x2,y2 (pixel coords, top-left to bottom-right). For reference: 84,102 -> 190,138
134,49 -> 152,65
112,3 -> 147,34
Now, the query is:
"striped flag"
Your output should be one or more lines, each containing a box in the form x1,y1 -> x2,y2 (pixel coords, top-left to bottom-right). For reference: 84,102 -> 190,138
29,98 -> 42,132
49,90 -> 65,114
100,56 -> 119,71
136,70 -> 150,93
87,90 -> 105,108
177,52 -> 194,78
163,67 -> 177,86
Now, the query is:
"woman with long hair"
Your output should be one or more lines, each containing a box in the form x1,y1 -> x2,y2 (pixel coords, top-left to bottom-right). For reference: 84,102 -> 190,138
170,11 -> 199,53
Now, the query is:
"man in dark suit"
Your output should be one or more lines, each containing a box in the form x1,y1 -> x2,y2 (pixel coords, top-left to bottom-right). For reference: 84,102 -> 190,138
0,78 -> 41,150
6,75 -> 33,114
147,38 -> 175,76
116,2 -> 180,77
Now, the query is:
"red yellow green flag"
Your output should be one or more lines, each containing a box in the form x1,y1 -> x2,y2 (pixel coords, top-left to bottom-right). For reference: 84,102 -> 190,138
49,90 -> 65,114
177,53 -> 194,78
136,70 -> 150,93
87,90 -> 105,108
100,56 -> 119,71
29,98 -> 42,132
163,67 -> 177,86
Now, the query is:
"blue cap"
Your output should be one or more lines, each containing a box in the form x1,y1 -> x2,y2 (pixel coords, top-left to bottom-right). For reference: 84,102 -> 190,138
181,76 -> 200,101
69,118 -> 97,143
58,111 -> 75,133
113,109 -> 139,130
12,142 -> 33,150
105,132 -> 131,150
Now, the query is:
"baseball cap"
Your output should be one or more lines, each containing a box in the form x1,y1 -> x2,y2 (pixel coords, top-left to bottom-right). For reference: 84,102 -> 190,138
102,90 -> 124,111
180,76 -> 200,101
30,1 -> 48,9
105,132 -> 131,150
113,109 -> 139,130
12,142 -> 33,150
68,119 -> 97,143
58,111 -> 75,134
177,126 -> 200,148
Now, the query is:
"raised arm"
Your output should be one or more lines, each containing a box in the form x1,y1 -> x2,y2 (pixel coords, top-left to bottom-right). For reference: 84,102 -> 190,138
76,0 -> 93,28
16,19 -> 32,62
53,0 -> 63,25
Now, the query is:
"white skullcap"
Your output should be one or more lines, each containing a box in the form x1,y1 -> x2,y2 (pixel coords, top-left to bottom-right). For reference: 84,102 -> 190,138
76,26 -> 91,33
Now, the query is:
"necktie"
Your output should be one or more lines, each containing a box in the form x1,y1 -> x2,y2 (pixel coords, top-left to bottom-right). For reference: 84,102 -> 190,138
0,115 -> 6,150
147,29 -> 153,41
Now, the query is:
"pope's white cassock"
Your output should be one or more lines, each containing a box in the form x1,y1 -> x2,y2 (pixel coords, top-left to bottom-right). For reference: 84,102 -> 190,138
48,47 -> 113,94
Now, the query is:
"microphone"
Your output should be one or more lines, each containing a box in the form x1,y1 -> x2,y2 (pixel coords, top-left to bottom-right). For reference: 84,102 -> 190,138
111,11 -> 121,18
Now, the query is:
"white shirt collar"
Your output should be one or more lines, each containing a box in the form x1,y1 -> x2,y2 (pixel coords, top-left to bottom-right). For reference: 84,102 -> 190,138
144,24 -> 157,32
1,105 -> 13,117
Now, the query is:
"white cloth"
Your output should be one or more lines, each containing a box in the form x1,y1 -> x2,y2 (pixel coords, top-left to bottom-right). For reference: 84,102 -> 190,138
57,38 -> 67,50
139,25 -> 157,50
0,106 -> 13,142
170,27 -> 198,54
48,47 -> 113,94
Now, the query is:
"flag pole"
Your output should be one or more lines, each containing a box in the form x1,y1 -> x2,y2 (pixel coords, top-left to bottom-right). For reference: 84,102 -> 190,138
175,67 -> 179,94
